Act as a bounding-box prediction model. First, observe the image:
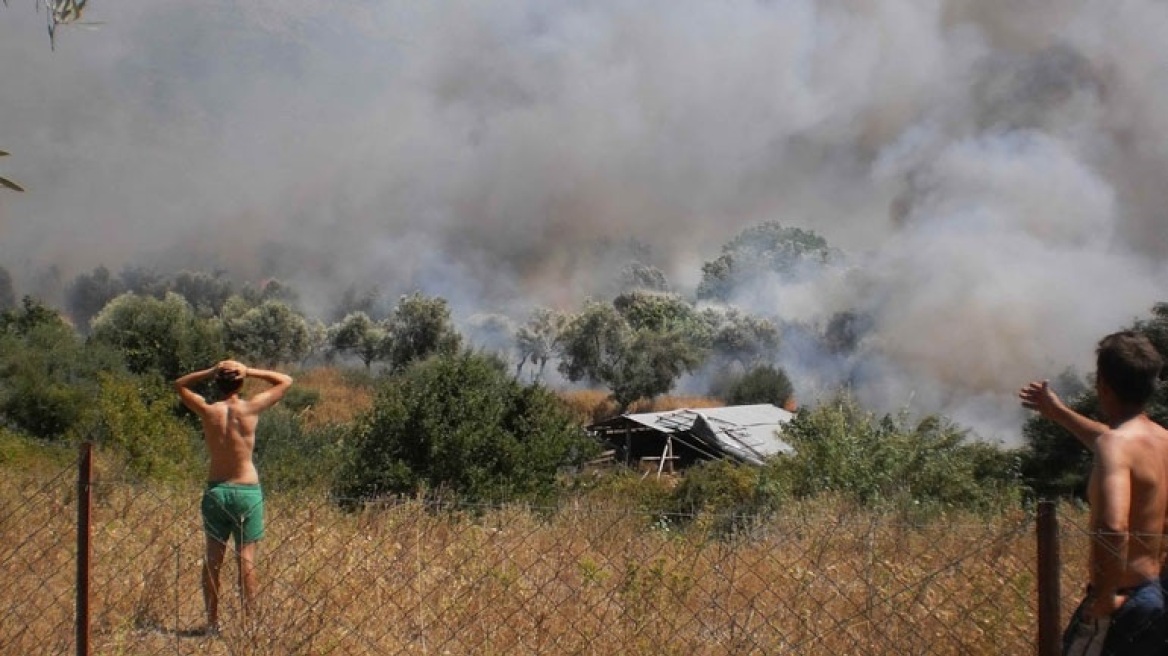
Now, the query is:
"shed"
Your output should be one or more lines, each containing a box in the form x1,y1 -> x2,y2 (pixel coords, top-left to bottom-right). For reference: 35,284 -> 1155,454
586,404 -> 796,471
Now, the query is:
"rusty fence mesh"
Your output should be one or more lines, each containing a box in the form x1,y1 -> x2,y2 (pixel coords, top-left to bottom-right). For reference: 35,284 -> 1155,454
1,456 -> 1097,656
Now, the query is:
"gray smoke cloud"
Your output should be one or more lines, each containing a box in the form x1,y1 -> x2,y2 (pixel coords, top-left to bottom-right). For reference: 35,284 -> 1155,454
2,0 -> 1167,442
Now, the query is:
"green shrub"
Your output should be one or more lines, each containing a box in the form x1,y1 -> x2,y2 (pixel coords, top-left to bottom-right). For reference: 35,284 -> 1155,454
0,300 -> 125,440
91,373 -> 200,483
253,407 -> 345,492
334,351 -> 598,506
776,394 -> 1021,513
712,364 -> 794,407
279,385 -> 321,414
667,459 -> 788,535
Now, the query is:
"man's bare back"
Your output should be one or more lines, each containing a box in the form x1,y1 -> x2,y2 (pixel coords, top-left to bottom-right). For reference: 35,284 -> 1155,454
175,360 -> 293,483
1090,415 -> 1168,594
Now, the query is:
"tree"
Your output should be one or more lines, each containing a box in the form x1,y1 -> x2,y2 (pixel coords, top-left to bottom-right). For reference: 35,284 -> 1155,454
334,351 -> 597,505
329,284 -> 385,323
222,299 -> 311,367
117,266 -> 169,299
66,265 -> 124,332
558,301 -> 702,410
515,307 -> 567,382
0,266 -> 16,312
696,222 -> 835,301
704,306 -> 781,368
0,297 -> 124,440
617,262 -> 670,293
464,313 -> 517,360
386,292 -> 461,371
716,364 -> 794,408
171,270 -> 234,317
90,292 -> 223,380
329,312 -> 391,369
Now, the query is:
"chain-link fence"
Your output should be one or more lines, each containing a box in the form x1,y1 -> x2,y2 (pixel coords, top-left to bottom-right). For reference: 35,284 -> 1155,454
3,445 -> 1093,655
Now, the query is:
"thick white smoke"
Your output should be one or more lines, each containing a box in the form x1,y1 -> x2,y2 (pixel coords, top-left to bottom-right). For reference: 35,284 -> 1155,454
2,0 -> 1167,441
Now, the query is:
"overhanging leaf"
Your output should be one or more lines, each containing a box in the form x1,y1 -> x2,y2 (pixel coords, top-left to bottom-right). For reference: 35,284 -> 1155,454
0,176 -> 25,192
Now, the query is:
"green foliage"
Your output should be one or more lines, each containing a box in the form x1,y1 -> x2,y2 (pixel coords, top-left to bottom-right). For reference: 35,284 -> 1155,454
558,300 -> 703,410
0,427 -> 74,471
0,297 -> 123,440
279,385 -> 321,414
703,306 -> 781,367
0,266 -> 14,312
696,222 -> 835,301
386,292 -> 462,371
90,292 -> 224,380
776,394 -> 1021,512
667,459 -> 789,534
253,407 -> 346,492
91,373 -> 200,483
330,311 -> 391,369
66,265 -> 124,332
222,299 -> 311,366
618,263 -> 670,293
171,270 -> 234,317
713,364 -> 794,407
334,351 -> 598,505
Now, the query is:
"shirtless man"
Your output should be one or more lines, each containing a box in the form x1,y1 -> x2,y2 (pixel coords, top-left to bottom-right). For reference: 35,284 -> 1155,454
175,360 -> 293,633
1020,331 -> 1167,655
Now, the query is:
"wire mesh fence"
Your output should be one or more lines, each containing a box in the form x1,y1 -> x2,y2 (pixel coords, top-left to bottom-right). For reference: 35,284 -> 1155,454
2,449 -> 1096,655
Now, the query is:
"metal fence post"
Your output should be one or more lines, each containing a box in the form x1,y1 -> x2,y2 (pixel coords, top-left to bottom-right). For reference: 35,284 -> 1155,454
76,441 -> 92,656
1037,500 -> 1060,656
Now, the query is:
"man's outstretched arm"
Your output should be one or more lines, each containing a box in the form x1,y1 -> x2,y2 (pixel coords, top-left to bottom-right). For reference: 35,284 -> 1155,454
174,366 -> 218,415
1019,379 -> 1109,449
243,367 -> 294,413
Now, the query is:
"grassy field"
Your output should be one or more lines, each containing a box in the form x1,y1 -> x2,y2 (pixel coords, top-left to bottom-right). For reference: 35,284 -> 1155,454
0,462 -> 1089,656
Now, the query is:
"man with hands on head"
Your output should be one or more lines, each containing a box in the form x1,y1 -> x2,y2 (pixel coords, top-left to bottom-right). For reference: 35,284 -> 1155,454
174,360 -> 293,634
1020,331 -> 1168,656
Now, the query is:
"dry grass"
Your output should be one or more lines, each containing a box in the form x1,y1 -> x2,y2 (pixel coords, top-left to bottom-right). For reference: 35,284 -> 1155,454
0,464 -> 1088,655
283,367 -> 374,428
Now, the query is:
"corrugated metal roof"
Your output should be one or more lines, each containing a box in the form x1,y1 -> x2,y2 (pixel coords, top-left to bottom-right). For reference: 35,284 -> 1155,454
591,404 -> 795,465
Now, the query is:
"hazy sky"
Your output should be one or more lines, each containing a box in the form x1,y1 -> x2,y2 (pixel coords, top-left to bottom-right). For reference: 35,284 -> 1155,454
3,0 -> 1167,441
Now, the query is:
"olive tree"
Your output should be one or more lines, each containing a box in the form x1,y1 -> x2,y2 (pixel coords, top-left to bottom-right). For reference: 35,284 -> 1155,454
557,300 -> 702,410
329,311 -> 391,369
222,299 -> 311,367
697,222 -> 835,301
386,292 -> 461,371
90,292 -> 223,380
515,307 -> 567,382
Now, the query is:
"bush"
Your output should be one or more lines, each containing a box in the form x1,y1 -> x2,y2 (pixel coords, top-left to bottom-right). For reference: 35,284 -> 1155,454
253,407 -> 346,492
776,394 -> 1021,513
334,351 -> 598,506
0,300 -> 125,440
667,459 -> 788,535
712,364 -> 793,407
91,373 -> 200,483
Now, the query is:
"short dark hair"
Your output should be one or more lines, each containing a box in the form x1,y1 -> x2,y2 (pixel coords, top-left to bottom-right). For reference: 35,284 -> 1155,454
1096,331 -> 1163,406
215,371 -> 244,396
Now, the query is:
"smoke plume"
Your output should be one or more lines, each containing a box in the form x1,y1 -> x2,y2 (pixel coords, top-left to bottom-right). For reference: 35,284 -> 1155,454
3,0 -> 1167,442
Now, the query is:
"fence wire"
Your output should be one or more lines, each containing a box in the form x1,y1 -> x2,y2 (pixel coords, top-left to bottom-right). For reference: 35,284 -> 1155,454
2,457 -> 1084,656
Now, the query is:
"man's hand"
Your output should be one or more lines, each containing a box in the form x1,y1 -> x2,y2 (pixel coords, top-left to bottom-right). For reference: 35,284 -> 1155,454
1019,380 -> 1062,419
216,360 -> 248,382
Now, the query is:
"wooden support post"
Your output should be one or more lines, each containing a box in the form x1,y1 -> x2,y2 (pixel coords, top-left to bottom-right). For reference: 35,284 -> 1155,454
1036,500 -> 1060,656
76,441 -> 93,656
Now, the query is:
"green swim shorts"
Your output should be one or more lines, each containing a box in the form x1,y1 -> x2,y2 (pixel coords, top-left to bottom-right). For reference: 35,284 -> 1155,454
201,482 -> 264,546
